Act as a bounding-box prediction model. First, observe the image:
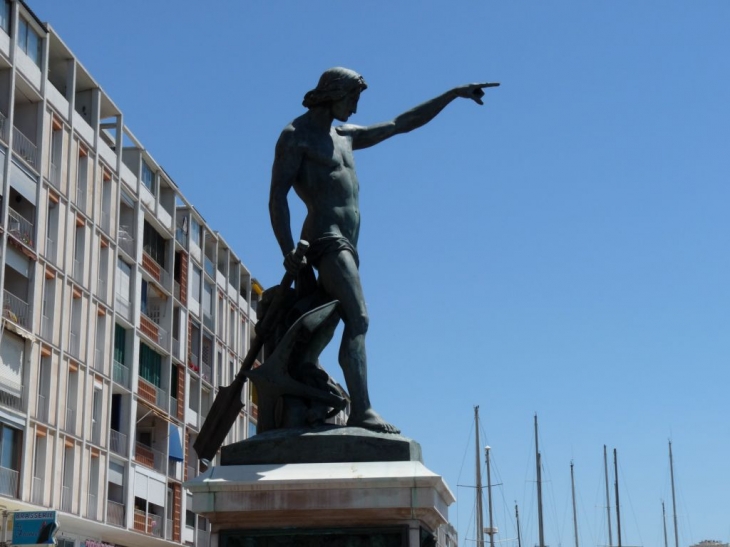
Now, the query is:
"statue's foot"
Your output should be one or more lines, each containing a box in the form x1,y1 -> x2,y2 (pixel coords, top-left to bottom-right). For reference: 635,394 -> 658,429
347,408 -> 400,434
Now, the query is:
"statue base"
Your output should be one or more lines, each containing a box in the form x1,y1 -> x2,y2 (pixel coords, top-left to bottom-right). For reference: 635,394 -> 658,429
220,425 -> 422,465
185,460 -> 454,547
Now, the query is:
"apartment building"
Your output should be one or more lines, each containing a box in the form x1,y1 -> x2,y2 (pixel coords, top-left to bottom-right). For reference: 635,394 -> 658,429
0,1 -> 263,545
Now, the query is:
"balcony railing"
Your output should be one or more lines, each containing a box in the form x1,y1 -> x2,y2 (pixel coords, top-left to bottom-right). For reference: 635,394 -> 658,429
87,493 -> 98,520
73,258 -> 83,284
65,407 -> 76,434
115,294 -> 131,322
187,466 -> 195,481
94,348 -> 105,373
60,485 -> 72,513
166,518 -> 173,540
134,442 -> 166,474
173,280 -> 181,301
201,362 -> 212,384
134,510 -> 163,538
202,312 -> 214,332
8,207 -> 34,249
175,222 -> 188,247
172,338 -> 181,361
169,397 -> 178,418
49,161 -> 61,189
117,227 -> 135,257
76,183 -> 87,211
0,379 -> 23,412
138,377 -> 168,412
31,476 -> 43,505
3,290 -> 30,330
204,256 -> 215,278
168,459 -> 181,481
142,251 -> 171,289
140,312 -> 169,349
198,530 -> 211,547
45,237 -> 56,262
0,111 -> 7,142
0,466 -> 19,498
97,276 -> 108,303
69,331 -> 81,358
109,429 -> 127,457
100,209 -> 111,234
91,418 -> 101,446
41,314 -> 52,340
36,393 -> 48,423
107,500 -> 125,527
12,125 -> 37,169
113,359 -> 130,389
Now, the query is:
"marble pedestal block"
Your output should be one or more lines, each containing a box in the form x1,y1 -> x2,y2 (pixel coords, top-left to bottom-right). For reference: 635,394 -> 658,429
186,461 -> 455,546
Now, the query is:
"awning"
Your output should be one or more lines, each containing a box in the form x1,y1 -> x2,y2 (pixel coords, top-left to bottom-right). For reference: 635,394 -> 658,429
168,424 -> 184,462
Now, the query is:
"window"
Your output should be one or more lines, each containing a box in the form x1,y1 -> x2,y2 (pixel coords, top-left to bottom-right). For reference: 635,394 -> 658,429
191,265 -> 201,305
114,324 -> 126,365
139,343 -> 161,388
190,218 -> 201,247
0,2 -> 9,34
18,17 -> 41,66
0,422 -> 21,496
143,221 -> 166,267
185,493 -> 195,528
141,161 -> 155,193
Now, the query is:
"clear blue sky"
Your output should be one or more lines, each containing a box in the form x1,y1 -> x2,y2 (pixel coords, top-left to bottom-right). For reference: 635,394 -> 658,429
30,1 -> 730,545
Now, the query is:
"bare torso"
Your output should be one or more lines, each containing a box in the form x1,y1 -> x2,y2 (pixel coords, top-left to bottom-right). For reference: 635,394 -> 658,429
290,119 -> 361,247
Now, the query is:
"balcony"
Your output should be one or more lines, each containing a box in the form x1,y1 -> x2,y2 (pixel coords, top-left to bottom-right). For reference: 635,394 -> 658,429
134,510 -> 163,538
49,161 -> 61,189
172,338 -> 181,361
45,237 -> 56,263
115,294 -> 132,322
0,111 -> 7,142
97,276 -> 108,303
65,407 -> 76,435
3,291 -> 31,330
140,312 -> 169,349
169,397 -> 178,418
198,530 -> 211,547
173,280 -> 181,301
166,518 -> 173,540
60,485 -> 72,513
109,429 -> 127,457
134,442 -> 165,474
201,362 -> 212,385
202,312 -> 214,332
138,377 -> 168,412
175,221 -> 187,247
91,419 -> 101,446
142,251 -> 171,290
0,466 -> 18,498
100,209 -> 111,234
12,126 -> 37,169
107,500 -> 125,527
76,183 -> 87,211
8,207 -> 34,249
31,476 -> 43,505
0,379 -> 23,412
36,393 -> 48,422
86,493 -> 98,520
204,256 -> 215,279
72,258 -> 83,284
112,359 -> 130,389
68,331 -> 81,359
94,348 -> 105,374
117,227 -> 135,257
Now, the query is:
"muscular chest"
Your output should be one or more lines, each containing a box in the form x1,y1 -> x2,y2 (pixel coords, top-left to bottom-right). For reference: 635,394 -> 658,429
303,130 -> 355,171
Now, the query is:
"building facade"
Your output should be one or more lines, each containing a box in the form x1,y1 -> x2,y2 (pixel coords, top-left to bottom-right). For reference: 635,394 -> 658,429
0,1 -> 263,545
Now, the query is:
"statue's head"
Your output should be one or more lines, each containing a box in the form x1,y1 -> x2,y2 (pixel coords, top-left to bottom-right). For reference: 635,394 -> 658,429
303,67 -> 368,110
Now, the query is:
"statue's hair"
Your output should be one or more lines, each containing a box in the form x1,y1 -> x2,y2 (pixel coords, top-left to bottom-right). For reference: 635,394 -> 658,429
303,67 -> 368,109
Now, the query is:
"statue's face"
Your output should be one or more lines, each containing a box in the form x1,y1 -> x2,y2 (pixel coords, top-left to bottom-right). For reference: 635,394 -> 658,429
331,89 -> 361,122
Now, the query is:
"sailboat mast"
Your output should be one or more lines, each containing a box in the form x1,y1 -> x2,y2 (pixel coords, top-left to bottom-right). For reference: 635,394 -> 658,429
475,406 -> 485,547
669,441 -> 679,547
535,414 -> 545,547
515,503 -> 522,547
613,448 -> 622,547
571,461 -> 579,547
662,501 -> 669,547
604,446 -> 613,547
486,446 -> 495,547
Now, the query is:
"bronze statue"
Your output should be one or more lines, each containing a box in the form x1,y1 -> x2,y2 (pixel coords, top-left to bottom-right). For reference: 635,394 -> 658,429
268,68 -> 499,433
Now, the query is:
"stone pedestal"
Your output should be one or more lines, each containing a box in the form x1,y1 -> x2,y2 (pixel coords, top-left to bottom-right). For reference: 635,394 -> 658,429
186,460 -> 455,546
